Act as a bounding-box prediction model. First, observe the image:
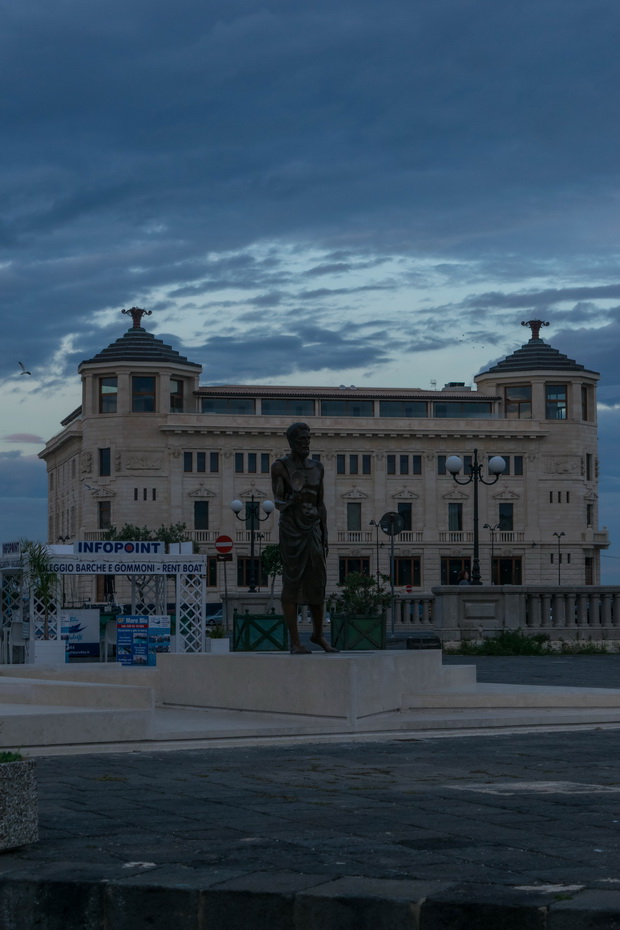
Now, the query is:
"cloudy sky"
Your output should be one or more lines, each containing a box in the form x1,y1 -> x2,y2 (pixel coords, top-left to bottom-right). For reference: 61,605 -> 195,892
1,0 -> 619,580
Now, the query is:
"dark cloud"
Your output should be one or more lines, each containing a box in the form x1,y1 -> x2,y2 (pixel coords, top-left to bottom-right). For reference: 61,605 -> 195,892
0,453 -> 47,499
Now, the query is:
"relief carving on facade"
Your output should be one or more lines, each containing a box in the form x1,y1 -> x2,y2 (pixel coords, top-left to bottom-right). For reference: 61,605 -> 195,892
542,455 -> 581,475
342,486 -> 369,500
80,451 -> 92,474
115,452 -> 122,472
188,482 -> 215,498
392,487 -> 419,500
125,453 -> 163,471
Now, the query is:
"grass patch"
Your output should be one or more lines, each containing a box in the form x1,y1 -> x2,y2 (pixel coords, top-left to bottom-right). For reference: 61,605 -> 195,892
447,630 -> 619,656
0,751 -> 25,763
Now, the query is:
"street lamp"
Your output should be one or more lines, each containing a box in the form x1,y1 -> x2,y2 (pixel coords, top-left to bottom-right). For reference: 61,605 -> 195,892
369,520 -> 383,587
230,495 -> 275,592
483,523 -> 501,584
553,531 -> 565,585
446,449 -> 506,585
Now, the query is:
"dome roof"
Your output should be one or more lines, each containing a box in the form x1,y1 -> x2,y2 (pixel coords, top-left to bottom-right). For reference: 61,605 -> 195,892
80,308 -> 201,369
482,320 -> 597,375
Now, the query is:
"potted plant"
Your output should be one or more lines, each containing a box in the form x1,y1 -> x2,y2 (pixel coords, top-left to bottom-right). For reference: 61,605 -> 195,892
0,751 -> 38,851
207,624 -> 230,654
329,572 -> 392,650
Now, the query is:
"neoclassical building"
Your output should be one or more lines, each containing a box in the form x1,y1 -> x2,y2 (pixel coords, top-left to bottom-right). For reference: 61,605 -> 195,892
40,310 -> 608,601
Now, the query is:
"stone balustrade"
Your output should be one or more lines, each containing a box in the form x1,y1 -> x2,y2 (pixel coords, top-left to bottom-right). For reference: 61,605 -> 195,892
429,585 -> 620,642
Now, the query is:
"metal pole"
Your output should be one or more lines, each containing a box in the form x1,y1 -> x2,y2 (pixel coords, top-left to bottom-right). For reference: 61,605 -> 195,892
390,528 -> 396,638
471,452 -> 481,585
248,498 -> 257,592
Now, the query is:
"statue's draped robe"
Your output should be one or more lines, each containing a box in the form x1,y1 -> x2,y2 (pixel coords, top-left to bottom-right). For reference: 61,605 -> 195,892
276,456 -> 326,604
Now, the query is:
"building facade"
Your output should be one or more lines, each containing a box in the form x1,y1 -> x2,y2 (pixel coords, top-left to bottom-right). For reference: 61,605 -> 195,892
40,311 -> 609,603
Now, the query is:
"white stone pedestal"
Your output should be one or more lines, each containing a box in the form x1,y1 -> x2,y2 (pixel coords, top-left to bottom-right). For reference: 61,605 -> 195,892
33,639 -> 67,665
158,651 -> 475,724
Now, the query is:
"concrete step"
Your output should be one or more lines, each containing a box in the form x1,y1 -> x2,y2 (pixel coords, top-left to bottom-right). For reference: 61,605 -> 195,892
403,683 -> 620,709
0,676 -> 154,709
0,704 -> 151,749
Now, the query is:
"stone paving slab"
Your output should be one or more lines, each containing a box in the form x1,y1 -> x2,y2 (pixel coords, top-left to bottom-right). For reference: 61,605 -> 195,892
2,726 -> 620,927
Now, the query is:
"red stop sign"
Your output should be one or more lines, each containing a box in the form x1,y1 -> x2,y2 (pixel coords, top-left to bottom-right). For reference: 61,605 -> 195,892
215,535 -> 233,554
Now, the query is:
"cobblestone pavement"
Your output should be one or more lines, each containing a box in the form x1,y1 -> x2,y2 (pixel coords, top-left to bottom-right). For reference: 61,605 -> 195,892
2,656 -> 620,928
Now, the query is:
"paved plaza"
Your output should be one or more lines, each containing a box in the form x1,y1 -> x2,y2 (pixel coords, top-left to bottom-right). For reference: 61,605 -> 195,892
1,656 -> 620,928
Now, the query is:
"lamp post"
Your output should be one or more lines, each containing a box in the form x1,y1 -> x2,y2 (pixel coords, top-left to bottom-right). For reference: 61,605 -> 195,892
553,531 -> 565,585
230,495 -> 275,592
369,520 -> 382,587
483,523 -> 501,584
446,449 -> 506,585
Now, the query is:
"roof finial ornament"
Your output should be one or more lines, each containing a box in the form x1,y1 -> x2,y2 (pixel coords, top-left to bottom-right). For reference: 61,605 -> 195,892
521,319 -> 549,341
122,307 -> 152,330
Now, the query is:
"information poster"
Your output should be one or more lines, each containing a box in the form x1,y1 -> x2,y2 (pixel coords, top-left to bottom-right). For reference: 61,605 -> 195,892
117,615 -> 171,666
116,616 -> 149,666
60,609 -> 100,659
147,615 -> 171,666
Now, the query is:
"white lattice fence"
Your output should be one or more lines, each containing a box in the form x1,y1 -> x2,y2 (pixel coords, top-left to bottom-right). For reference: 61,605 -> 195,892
176,572 -> 206,653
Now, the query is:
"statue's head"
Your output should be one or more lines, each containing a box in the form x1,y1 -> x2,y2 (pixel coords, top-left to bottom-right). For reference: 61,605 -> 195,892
286,422 -> 310,451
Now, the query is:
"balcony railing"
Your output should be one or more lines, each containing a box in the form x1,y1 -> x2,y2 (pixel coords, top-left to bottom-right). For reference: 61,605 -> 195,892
439,532 -> 474,543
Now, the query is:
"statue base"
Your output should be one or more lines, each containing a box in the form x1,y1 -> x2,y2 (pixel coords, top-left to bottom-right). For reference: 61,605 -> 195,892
158,650 -> 475,724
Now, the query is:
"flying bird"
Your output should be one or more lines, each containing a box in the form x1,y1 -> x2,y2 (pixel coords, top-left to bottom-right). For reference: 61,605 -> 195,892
83,483 -> 97,491
18,362 -> 31,375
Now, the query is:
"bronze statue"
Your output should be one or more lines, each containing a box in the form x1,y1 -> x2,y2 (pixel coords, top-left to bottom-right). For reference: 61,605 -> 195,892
271,423 -> 338,654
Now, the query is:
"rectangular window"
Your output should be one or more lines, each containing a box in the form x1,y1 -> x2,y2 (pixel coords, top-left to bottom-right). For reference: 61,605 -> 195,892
194,501 -> 209,530
99,377 -> 118,414
143,488 -> 147,501
99,448 -> 111,477
210,452 -> 219,472
311,453 -> 321,462
546,384 -> 568,420
492,557 -> 523,585
438,455 -> 447,475
434,401 -> 493,418
587,503 -> 593,526
349,455 -> 359,475
247,453 -> 257,473
201,397 -> 256,415
196,452 -> 206,473
397,502 -> 412,532
347,502 -> 362,531
394,557 -> 421,587
362,454 -> 371,475
237,558 -> 268,588
586,453 -> 593,481
320,399 -> 374,417
134,488 -> 138,501
132,376 -> 156,413
152,488 -> 156,501
399,455 -> 409,475
387,455 -> 396,475
98,501 -> 111,530
206,557 -> 218,588
448,502 -> 463,531
261,398 -> 315,416
379,401 -> 427,418
338,557 -> 371,584
235,453 -> 244,473
170,379 -> 184,412
514,456 -> 523,475
412,455 -> 422,475
581,385 -> 590,421
337,454 -> 346,475
498,502 -> 514,531
183,452 -> 193,472
440,557 -> 471,584
261,453 -> 270,473
504,385 -> 532,419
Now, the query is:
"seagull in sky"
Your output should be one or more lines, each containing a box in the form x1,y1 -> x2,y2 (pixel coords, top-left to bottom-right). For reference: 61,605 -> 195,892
83,483 -> 97,491
18,362 -> 31,375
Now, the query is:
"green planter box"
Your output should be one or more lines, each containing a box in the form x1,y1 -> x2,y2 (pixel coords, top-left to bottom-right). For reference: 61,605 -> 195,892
330,615 -> 386,650
233,614 -> 289,652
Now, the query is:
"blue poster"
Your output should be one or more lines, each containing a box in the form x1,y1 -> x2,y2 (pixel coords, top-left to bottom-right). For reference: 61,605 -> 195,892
116,616 -> 149,666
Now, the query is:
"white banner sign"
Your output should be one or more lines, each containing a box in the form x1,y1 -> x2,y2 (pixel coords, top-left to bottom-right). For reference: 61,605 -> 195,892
48,557 -> 206,575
